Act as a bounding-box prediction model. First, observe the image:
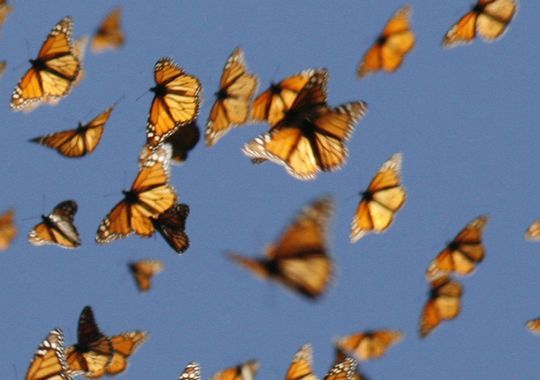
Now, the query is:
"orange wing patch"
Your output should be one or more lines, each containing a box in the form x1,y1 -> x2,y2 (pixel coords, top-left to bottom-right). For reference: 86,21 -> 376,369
128,259 -> 164,292
91,8 -> 124,53
336,330 -> 403,361
0,0 -> 12,33
0,209 -> 16,250
285,344 -> 317,380
525,220 -> 540,241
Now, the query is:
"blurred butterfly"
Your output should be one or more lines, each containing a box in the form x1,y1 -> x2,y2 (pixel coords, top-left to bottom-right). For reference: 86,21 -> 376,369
178,362 -> 201,380
91,8 -> 124,53
243,70 -> 367,180
325,357 -> 357,380
28,200 -> 80,249
332,348 -> 368,380
66,306 -> 148,379
357,5 -> 415,78
96,144 -> 177,243
443,0 -> 517,48
0,209 -> 16,250
10,17 -> 81,112
210,359 -> 260,380
228,196 -> 334,300
525,318 -> 540,336
419,275 -> 463,338
205,47 -> 259,146
163,121 -> 200,164
350,153 -> 406,243
147,57 -> 201,146
128,259 -> 164,292
0,0 -> 12,32
525,220 -> 540,241
30,104 -> 116,158
285,344 -> 317,380
425,215 -> 488,279
336,330 -> 403,361
0,60 -> 6,78
152,203 -> 190,253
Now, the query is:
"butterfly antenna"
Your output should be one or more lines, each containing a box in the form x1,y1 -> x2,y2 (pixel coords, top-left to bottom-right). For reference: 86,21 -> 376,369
102,192 -> 118,198
112,94 -> 126,108
20,215 -> 41,222
270,64 -> 282,82
135,89 -> 149,102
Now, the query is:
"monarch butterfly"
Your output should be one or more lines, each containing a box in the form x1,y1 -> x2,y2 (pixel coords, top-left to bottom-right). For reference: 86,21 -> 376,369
0,0 -> 12,32
205,47 -> 259,147
178,362 -> 201,380
210,359 -> 260,380
425,215 -> 488,279
30,104 -> 116,158
164,121 -> 200,164
0,209 -> 16,250
332,348 -> 367,380
128,259 -> 164,292
96,144 -> 177,244
228,197 -> 334,300
525,318 -> 540,336
419,275 -> 463,338
357,6 -> 415,78
525,220 -> 540,241
285,344 -> 317,380
336,330 -> 404,361
91,8 -> 124,53
28,200 -> 80,249
152,203 -> 190,253
325,357 -> 357,380
442,0 -> 517,48
0,60 -> 6,78
243,70 -> 367,180
350,153 -> 406,243
147,57 -> 201,146
66,306 -> 148,379
10,17 -> 81,112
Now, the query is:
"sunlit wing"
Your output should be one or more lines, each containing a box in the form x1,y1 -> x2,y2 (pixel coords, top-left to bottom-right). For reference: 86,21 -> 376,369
337,330 -> 404,361
28,200 -> 81,249
0,209 -> 16,250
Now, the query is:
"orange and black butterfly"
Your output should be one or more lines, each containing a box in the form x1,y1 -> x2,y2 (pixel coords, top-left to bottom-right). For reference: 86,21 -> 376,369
210,359 -> 260,380
10,17 -> 81,112
243,70 -> 367,180
205,47 -> 259,146
228,197 -> 334,300
178,362 -> 201,380
66,306 -> 148,379
336,330 -> 403,361
357,6 -> 415,78
28,200 -> 80,249
325,357 -> 357,380
332,348 -> 368,380
91,8 -> 124,53
128,259 -> 164,292
152,203 -> 190,253
96,144 -> 177,244
425,215 -> 488,279
163,121 -> 200,164
0,0 -> 12,32
443,0 -> 517,48
419,275 -> 463,338
525,318 -> 540,336
350,153 -> 406,243
30,104 -> 116,158
147,57 -> 201,146
284,344 -> 317,380
525,220 -> 540,241
0,209 -> 16,250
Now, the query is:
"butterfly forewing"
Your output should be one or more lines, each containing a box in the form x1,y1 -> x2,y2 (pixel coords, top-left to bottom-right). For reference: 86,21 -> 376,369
285,344 -> 318,380
91,8 -> 124,52
152,203 -> 190,253
324,357 -> 357,380
179,362 -> 201,380
337,330 -> 403,361
26,328 -> 76,380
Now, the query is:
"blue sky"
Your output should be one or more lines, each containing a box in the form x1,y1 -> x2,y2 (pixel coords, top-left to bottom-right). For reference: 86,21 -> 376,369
0,0 -> 539,378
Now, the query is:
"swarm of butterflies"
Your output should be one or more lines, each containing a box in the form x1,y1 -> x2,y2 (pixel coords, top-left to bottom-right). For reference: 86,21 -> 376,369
0,0 -> 535,378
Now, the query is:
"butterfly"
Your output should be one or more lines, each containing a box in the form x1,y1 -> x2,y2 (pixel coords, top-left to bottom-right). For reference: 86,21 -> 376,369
91,8 -> 124,53
419,275 -> 463,338
152,203 -> 190,253
243,70 -> 367,180
205,47 -> 259,146
210,359 -> 259,380
96,144 -> 177,244
332,348 -> 367,380
228,196 -> 334,300
425,215 -> 488,279
350,153 -> 406,243
178,362 -> 201,380
66,306 -> 148,378
0,60 -> 6,78
10,17 -> 81,112
0,0 -> 12,32
357,5 -> 415,78
163,121 -> 200,164
128,259 -> 164,292
25,328 -> 79,380
336,330 -> 403,361
0,209 -> 16,250
30,104 -> 116,158
325,357 -> 357,380
285,344 -> 317,380
28,200 -> 80,249
442,0 -> 517,48
525,318 -> 540,336
525,220 -> 540,241
147,57 -> 202,146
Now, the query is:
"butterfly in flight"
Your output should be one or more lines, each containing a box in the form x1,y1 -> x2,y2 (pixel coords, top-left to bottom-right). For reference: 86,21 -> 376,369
152,203 -> 190,253
0,60 -> 6,78
66,306 -> 148,378
163,121 -> 200,164
0,0 -> 12,33
336,329 -> 404,361
350,153 -> 406,243
30,104 -> 116,157
0,209 -> 16,250
147,57 -> 201,146
442,0 -> 517,48
357,5 -> 415,78
210,359 -> 260,380
28,200 -> 80,249
229,196 -> 334,300
91,8 -> 124,53
178,362 -> 201,380
128,259 -> 164,292
425,215 -> 488,279
324,357 -> 357,380
419,275 -> 463,338
284,344 -> 317,380
332,348 -> 367,380
525,220 -> 540,241
10,17 -> 81,112
525,318 -> 540,336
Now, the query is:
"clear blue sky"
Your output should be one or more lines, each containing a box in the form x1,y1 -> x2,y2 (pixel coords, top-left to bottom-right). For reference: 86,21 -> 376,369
0,1 -> 539,379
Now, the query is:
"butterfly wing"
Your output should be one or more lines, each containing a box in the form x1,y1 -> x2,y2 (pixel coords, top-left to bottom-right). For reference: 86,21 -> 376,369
443,4 -> 480,47
26,328 -> 76,380
476,0 -> 517,40
337,330 -> 403,361
285,344 -> 318,380
525,220 -> 540,241
91,8 -> 124,52
210,359 -> 260,380
332,349 -> 366,380
102,331 -> 148,376
178,362 -> 201,380
28,200 -> 80,248
129,259 -> 164,292
164,121 -> 200,164
0,1 -> 12,32
0,209 -> 16,250
152,203 -> 190,253
526,318 -> 540,336
324,357 -> 357,380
